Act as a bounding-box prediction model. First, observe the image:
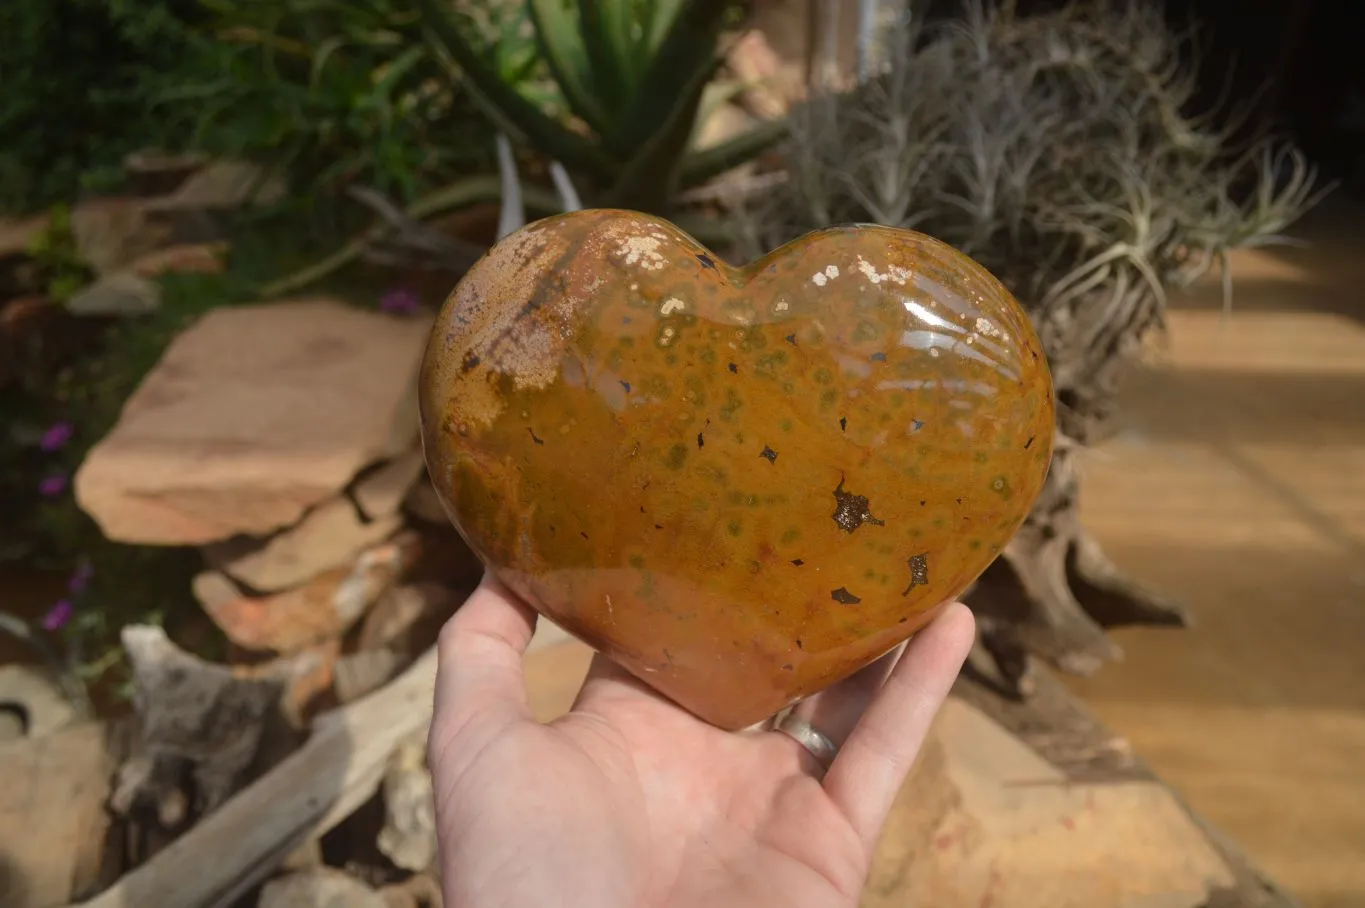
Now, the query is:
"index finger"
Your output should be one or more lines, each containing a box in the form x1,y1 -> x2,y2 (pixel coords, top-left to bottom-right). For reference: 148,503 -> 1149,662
431,569 -> 539,738
821,602 -> 975,851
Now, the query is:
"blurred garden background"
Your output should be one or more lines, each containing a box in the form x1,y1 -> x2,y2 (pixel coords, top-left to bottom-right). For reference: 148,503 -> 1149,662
1,1 -> 1362,906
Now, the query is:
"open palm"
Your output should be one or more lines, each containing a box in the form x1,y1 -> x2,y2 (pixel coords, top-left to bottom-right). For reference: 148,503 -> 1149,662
427,572 -> 975,908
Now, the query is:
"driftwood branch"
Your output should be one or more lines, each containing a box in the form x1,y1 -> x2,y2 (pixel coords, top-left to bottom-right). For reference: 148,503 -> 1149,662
75,646 -> 438,908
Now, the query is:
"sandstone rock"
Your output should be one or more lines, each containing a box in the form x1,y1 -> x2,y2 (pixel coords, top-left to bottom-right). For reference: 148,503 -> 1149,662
204,496 -> 403,593
260,868 -> 387,908
0,722 -> 120,908
334,648 -> 404,704
725,28 -> 794,118
73,299 -> 433,544
0,664 -> 76,747
378,873 -> 442,908
194,534 -> 418,653
863,698 -> 1237,908
377,736 -> 436,872
0,213 -> 49,259
70,196 -> 172,275
65,271 -> 161,316
352,451 -> 425,521
356,582 -> 461,655
144,159 -> 287,212
280,638 -> 344,725
128,242 -> 227,278
122,149 -> 209,197
401,477 -> 450,526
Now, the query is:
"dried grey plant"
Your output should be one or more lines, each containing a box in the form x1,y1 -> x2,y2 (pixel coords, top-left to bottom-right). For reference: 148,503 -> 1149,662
738,0 -> 1331,694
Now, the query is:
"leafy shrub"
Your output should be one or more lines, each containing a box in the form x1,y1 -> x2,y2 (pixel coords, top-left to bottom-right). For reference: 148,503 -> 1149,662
0,0 -> 206,213
135,0 -> 501,204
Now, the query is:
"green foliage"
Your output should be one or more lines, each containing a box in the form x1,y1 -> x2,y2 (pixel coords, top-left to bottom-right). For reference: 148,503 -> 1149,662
134,0 -> 500,204
24,206 -> 95,303
0,0 -> 206,213
419,0 -> 786,212
0,0 -> 501,214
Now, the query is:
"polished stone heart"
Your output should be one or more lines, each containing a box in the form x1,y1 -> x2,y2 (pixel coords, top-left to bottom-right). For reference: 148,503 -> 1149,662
419,209 -> 1054,730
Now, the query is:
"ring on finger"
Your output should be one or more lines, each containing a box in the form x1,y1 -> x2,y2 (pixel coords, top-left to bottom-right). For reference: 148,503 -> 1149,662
774,710 -> 839,771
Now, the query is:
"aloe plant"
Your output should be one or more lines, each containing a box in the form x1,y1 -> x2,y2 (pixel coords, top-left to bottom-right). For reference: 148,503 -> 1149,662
417,0 -> 786,213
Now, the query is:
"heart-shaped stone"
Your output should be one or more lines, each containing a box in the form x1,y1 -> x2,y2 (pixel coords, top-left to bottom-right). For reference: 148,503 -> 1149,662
419,209 -> 1054,730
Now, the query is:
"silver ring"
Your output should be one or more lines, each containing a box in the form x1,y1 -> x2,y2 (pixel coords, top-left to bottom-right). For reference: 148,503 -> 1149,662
774,713 -> 839,771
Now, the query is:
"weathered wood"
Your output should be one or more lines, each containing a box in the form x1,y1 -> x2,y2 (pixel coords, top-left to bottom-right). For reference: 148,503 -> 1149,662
111,625 -> 311,837
964,435 -> 1193,696
75,646 -> 438,908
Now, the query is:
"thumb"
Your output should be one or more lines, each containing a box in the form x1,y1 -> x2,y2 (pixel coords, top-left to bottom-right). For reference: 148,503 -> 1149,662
430,569 -> 539,746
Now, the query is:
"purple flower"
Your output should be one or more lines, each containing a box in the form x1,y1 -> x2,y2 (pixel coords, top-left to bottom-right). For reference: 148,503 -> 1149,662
38,474 -> 68,497
39,421 -> 75,452
379,288 -> 421,315
69,559 -> 94,594
42,600 -> 73,632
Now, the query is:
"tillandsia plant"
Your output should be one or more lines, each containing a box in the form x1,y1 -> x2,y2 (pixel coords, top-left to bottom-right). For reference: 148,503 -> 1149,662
738,0 -> 1328,692
418,0 -> 787,214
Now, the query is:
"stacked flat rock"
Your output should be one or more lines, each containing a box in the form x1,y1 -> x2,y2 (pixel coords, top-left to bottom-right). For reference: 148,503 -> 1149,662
73,299 -> 467,683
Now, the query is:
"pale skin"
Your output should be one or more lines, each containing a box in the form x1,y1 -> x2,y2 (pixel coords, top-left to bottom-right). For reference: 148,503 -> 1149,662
428,570 -> 976,908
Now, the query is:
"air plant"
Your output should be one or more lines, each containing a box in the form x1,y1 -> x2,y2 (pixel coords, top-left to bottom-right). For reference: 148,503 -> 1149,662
741,0 -> 1327,439
737,0 -> 1330,692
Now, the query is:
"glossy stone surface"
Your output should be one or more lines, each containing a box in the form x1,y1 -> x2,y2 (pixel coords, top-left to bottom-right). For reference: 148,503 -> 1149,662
419,209 -> 1054,730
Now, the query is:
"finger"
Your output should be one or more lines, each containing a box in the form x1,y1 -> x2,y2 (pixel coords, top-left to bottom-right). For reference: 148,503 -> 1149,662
822,602 -> 975,851
432,569 -> 539,735
783,639 -> 909,752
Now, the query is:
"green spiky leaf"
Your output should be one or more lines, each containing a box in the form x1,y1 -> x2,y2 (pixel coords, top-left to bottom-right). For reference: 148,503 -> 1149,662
528,0 -> 612,135
579,0 -> 637,114
607,49 -> 720,210
415,0 -> 615,181
605,0 -> 736,155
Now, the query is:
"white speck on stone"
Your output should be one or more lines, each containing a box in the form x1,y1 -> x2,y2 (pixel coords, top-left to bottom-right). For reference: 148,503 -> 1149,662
811,272 -> 828,287
854,255 -> 911,285
660,297 -> 685,316
975,316 -> 1002,338
825,264 -> 839,279
773,299 -> 789,312
618,235 -> 667,270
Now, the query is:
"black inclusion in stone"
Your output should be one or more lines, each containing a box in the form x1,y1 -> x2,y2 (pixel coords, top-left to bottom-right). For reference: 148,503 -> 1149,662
902,553 -> 930,595
831,476 -> 884,533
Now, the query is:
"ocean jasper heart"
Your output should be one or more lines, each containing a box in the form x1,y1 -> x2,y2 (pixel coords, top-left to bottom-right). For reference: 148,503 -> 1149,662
419,209 -> 1054,730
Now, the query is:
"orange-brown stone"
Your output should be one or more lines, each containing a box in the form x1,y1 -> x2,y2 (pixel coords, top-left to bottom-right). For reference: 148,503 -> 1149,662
419,209 -> 1054,730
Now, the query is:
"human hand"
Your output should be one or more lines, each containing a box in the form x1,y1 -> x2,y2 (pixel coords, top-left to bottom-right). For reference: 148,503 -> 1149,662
427,570 -> 975,908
